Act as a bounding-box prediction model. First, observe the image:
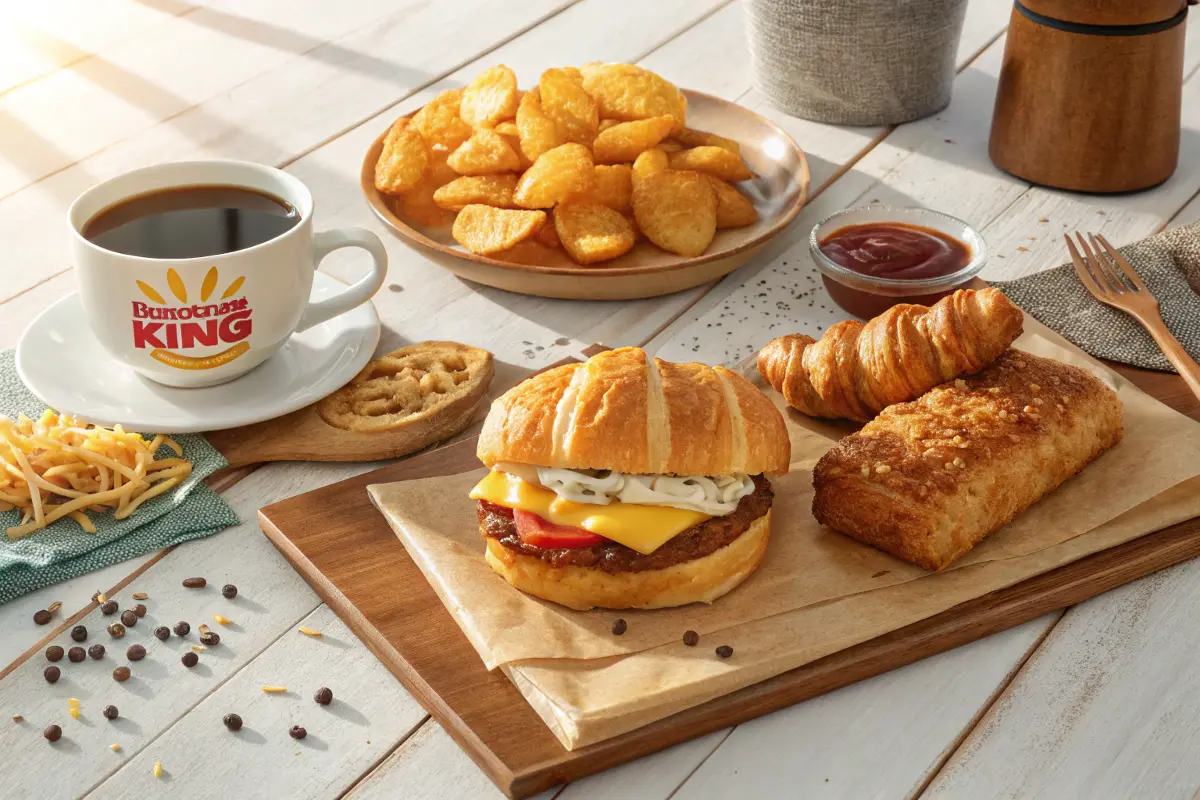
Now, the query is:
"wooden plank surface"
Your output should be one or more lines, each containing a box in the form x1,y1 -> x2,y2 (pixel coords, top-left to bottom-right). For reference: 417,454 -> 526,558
3,0 -> 1200,797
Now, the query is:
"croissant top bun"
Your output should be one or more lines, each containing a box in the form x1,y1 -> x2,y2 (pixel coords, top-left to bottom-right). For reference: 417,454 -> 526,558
478,347 -> 790,476
757,288 -> 1024,422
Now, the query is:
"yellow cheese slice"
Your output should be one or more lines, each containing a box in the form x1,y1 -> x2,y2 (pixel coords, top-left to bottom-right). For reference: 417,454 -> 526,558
469,470 -> 710,555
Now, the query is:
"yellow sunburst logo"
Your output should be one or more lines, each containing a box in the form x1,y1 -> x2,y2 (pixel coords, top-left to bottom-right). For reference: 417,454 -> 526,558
135,267 -> 245,306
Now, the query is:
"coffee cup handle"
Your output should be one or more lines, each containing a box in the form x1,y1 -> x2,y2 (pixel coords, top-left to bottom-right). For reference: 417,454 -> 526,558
295,228 -> 388,333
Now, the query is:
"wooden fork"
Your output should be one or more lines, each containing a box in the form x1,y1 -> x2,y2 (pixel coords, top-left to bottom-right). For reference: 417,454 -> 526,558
1064,231 -> 1200,402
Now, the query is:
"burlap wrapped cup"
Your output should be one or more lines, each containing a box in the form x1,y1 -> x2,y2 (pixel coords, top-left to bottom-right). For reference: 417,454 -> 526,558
746,0 -> 969,126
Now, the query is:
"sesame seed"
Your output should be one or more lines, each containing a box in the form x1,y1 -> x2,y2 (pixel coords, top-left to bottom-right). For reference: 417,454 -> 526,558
1013,360 -> 1026,368
861,464 -> 870,478
1032,397 -> 1043,405
1024,405 -> 1035,413
944,462 -> 955,470
988,387 -> 1001,394
1030,383 -> 1041,393
999,410 -> 1008,419
875,464 -> 892,475
953,457 -> 965,468
1061,396 -> 1070,404
1056,404 -> 1065,412
952,435 -> 964,444
954,379 -> 968,390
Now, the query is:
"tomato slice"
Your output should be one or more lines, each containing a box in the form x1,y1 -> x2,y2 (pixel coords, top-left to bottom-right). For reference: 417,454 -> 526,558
513,509 -> 607,548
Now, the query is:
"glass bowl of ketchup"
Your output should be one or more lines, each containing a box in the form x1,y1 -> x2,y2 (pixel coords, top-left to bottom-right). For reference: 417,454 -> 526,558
809,206 -> 987,318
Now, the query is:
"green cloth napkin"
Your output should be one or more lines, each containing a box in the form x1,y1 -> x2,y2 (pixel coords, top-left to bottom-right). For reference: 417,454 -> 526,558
0,349 -> 238,604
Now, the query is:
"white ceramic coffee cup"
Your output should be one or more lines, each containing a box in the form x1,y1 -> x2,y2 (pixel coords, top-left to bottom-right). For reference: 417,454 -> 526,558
68,160 -> 387,388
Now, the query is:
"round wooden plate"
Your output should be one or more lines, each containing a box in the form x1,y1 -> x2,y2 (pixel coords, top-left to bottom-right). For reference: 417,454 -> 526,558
361,89 -> 810,300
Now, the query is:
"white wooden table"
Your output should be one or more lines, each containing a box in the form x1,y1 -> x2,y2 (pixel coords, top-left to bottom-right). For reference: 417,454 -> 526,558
2,1 -> 1199,797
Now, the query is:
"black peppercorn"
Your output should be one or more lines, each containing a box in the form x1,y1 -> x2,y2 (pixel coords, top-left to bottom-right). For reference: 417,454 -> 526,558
313,687 -> 333,705
44,724 -> 62,742
45,645 -> 64,662
100,600 -> 119,616
181,652 -> 198,668
133,603 -> 147,618
199,631 -> 220,646
682,630 -> 699,647
182,577 -> 206,589
120,610 -> 138,627
223,713 -> 243,731
173,621 -> 190,637
43,665 -> 61,684
70,625 -> 87,642
289,725 -> 307,740
88,644 -> 106,660
103,705 -> 119,720
113,666 -> 131,682
154,626 -> 171,641
715,645 -> 734,659
126,644 -> 147,662
222,584 -> 238,599
33,609 -> 51,625
67,646 -> 86,663
611,618 -> 628,636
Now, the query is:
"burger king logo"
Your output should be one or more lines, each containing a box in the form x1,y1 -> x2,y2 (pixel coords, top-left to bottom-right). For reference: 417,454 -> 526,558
131,267 -> 252,370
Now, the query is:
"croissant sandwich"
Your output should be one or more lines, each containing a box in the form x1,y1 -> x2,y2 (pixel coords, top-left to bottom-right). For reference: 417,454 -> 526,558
470,347 -> 791,610
758,288 -> 1024,422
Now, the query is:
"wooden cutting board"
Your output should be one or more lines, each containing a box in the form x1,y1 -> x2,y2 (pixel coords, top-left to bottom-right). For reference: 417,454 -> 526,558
257,360 -> 1200,799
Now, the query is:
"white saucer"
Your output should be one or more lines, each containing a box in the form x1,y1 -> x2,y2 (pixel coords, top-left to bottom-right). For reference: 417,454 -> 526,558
16,272 -> 380,433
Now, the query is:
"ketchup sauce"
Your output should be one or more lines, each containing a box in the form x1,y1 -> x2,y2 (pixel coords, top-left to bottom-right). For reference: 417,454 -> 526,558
818,222 -> 971,280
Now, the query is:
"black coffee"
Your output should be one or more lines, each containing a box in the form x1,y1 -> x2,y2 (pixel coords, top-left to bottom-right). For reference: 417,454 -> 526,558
83,185 -> 300,259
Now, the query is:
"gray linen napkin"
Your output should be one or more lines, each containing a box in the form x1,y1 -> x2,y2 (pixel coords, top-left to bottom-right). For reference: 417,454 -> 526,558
993,222 -> 1200,372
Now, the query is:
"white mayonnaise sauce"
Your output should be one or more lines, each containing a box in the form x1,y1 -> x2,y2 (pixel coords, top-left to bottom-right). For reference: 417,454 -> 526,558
494,462 -> 755,516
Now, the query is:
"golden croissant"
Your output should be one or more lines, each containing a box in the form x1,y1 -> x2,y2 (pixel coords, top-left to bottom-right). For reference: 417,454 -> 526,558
757,288 -> 1024,422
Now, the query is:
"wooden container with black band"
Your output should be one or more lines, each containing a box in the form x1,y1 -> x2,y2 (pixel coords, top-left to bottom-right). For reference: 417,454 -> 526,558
989,0 -> 1190,193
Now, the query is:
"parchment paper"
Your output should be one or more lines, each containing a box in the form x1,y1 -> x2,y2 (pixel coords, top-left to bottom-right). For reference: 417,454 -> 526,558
367,331 -> 1200,747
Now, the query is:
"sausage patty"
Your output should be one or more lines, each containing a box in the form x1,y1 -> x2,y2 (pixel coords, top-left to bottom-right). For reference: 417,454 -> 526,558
477,475 -> 773,573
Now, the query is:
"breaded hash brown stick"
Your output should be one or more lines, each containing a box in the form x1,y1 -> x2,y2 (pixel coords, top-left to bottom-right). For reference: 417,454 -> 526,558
758,288 -> 1024,422
812,350 -> 1123,571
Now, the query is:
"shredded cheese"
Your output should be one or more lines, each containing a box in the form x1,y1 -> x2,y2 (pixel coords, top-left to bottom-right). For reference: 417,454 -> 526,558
0,412 -> 191,539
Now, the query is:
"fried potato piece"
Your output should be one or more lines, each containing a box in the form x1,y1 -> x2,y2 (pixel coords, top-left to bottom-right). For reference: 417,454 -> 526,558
516,89 -> 567,162
598,119 -> 621,133
513,143 -> 594,208
460,65 -> 520,128
632,148 -> 669,186
375,117 -> 428,195
589,164 -> 633,212
447,128 -> 522,175
707,176 -> 758,228
452,205 -> 546,255
433,174 -> 519,210
411,89 -> 472,150
560,66 -> 583,82
592,115 -> 674,164
632,169 -> 717,257
555,200 -> 636,264
674,127 -> 741,155
657,139 -> 684,154
492,121 -> 533,170
395,147 -> 458,227
668,146 -> 754,182
579,62 -> 686,132
539,68 -> 599,146
535,215 -> 561,248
